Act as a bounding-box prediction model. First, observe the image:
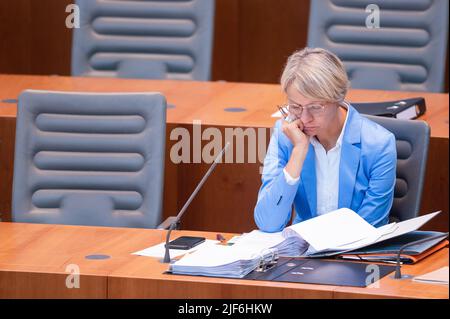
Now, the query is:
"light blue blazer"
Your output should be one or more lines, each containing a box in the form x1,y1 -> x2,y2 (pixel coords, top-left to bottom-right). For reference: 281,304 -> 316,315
254,104 -> 397,232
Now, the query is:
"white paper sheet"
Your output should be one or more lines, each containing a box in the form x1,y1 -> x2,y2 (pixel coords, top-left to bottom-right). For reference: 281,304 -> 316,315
132,239 -> 219,258
413,266 -> 449,285
233,230 -> 285,248
283,208 -> 377,251
306,211 -> 442,255
372,211 -> 441,244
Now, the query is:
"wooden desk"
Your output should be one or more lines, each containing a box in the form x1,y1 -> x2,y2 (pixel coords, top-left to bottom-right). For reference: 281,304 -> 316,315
0,74 -> 448,233
0,222 -> 447,299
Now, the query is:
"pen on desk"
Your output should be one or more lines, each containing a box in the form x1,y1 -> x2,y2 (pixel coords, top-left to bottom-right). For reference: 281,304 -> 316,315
216,233 -> 226,244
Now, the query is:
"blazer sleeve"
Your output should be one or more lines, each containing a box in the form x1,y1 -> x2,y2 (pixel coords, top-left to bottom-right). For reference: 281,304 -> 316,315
254,120 -> 301,232
356,133 -> 397,227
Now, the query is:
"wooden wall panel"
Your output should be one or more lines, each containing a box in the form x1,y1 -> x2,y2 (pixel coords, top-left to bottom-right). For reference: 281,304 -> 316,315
27,0 -> 73,75
211,0 -> 240,82
239,0 -> 310,83
0,1 -> 33,74
0,0 -> 73,75
0,118 -> 15,222
420,137 -> 449,231
164,124 -> 270,233
162,124 -> 179,222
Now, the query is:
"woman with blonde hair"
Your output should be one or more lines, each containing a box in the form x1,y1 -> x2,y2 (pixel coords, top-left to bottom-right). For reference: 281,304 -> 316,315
254,47 -> 397,232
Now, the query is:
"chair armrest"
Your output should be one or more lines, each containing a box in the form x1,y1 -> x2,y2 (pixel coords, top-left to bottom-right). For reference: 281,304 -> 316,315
157,216 -> 178,230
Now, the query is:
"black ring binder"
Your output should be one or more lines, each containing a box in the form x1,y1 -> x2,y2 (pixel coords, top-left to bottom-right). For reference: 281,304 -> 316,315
255,249 -> 279,272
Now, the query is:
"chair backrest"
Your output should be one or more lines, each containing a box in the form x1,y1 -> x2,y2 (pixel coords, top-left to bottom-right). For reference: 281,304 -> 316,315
364,115 -> 430,221
307,0 -> 449,92
71,0 -> 215,80
13,90 -> 166,228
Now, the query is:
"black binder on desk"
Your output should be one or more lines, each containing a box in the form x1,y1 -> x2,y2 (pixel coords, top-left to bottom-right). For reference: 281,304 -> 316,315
352,97 -> 426,119
243,257 -> 395,288
167,258 -> 395,287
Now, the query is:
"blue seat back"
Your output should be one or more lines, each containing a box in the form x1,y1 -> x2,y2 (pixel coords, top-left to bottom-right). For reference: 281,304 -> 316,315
365,115 -> 430,221
308,0 -> 449,92
13,90 -> 166,228
72,0 -> 215,80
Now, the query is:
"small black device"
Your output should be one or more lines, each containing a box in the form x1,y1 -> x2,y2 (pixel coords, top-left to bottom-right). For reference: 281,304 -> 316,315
166,236 -> 206,250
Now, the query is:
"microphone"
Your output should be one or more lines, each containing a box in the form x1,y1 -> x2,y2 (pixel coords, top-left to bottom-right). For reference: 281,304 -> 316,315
392,232 -> 448,279
162,142 -> 230,263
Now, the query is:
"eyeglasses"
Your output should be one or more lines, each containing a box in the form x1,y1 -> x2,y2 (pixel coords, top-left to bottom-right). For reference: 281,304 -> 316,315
277,103 -> 326,121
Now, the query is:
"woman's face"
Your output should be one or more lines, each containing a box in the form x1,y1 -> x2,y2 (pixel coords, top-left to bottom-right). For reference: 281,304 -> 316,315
286,85 -> 340,137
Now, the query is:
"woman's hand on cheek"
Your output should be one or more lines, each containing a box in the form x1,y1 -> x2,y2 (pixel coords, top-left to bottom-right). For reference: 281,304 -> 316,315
281,118 -> 310,151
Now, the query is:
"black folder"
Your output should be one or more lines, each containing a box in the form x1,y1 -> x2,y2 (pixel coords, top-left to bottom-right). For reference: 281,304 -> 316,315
243,257 -> 395,288
352,97 -> 426,119
167,258 -> 395,287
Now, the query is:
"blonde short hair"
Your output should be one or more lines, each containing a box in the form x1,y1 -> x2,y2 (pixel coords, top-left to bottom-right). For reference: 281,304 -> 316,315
280,47 -> 349,103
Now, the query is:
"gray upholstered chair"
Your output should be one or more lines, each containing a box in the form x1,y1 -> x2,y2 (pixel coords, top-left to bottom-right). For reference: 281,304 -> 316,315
12,90 -> 166,228
307,0 -> 449,92
71,0 -> 215,80
364,115 -> 430,221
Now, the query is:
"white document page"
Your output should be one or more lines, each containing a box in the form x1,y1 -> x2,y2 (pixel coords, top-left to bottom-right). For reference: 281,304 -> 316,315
132,239 -> 219,258
282,208 -> 377,252
413,266 -> 449,285
325,223 -> 398,252
371,211 -> 441,245
310,211 -> 442,254
232,230 -> 285,249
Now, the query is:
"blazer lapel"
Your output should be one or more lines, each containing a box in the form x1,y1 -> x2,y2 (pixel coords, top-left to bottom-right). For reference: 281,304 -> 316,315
339,105 -> 362,208
301,143 -> 317,217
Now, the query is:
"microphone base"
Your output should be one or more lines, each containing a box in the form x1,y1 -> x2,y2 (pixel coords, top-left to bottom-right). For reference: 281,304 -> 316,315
390,274 -> 414,280
159,258 -> 176,264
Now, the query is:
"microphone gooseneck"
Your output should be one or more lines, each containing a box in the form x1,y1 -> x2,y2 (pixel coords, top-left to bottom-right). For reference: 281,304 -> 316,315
393,232 -> 448,279
163,142 -> 230,264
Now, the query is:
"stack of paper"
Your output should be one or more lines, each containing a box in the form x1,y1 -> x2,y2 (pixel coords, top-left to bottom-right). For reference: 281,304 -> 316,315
232,229 -> 309,257
170,229 -> 309,278
170,244 -> 277,278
